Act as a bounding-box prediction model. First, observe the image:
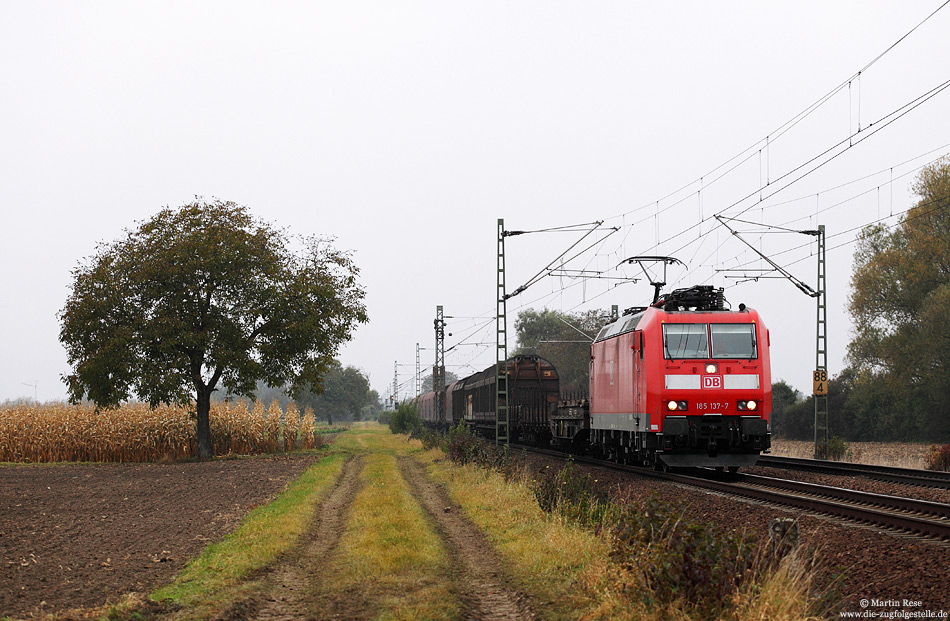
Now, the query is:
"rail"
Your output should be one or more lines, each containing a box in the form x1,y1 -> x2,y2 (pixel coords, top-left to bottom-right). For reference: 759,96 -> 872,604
518,445 -> 950,542
756,455 -> 950,489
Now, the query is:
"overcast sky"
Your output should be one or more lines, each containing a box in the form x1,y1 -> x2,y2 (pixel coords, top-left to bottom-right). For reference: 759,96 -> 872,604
2,2 -> 949,403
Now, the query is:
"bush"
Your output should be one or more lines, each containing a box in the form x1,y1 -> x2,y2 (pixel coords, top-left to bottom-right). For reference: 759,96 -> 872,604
528,461 -> 798,618
443,423 -> 518,479
532,460 -> 610,526
816,435 -> 850,461
610,496 -> 757,616
388,402 -> 421,435
410,426 -> 441,451
926,444 -> 950,471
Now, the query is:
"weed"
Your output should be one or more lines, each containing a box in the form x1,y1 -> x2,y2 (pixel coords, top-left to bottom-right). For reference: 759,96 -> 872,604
816,435 -> 850,461
532,459 -> 611,527
926,444 -> 950,471
610,496 -> 759,618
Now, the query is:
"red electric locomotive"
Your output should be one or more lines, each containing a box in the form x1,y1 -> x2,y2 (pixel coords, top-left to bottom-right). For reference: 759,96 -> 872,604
588,285 -> 771,470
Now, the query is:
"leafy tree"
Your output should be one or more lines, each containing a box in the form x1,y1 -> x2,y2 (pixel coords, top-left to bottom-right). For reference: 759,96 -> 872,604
420,370 -> 459,393
297,360 -> 374,424
848,157 -> 950,439
768,380 -> 803,438
513,308 -> 613,394
59,199 -> 368,459
360,389 -> 383,421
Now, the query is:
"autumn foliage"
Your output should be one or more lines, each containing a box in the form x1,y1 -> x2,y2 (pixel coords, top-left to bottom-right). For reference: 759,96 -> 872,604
926,444 -> 950,472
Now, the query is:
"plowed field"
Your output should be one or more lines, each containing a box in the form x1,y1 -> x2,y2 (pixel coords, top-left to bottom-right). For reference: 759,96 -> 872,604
0,454 -> 319,618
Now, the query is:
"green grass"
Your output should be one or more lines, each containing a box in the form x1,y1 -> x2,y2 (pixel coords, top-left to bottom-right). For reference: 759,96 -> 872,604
320,448 -> 458,620
150,452 -> 345,609
418,448 -> 609,619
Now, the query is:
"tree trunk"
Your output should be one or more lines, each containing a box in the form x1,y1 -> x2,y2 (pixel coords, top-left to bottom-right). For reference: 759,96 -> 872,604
327,410 -> 333,426
196,387 -> 213,460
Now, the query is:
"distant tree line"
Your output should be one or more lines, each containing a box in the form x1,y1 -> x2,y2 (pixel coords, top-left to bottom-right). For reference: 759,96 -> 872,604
770,367 -> 950,442
420,370 -> 459,394
222,360 -> 382,424
773,157 -> 950,442
513,308 -> 614,395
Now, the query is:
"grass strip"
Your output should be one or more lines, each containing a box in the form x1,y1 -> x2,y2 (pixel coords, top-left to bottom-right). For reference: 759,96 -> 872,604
321,433 -> 458,620
417,448 -> 609,620
150,451 -> 345,608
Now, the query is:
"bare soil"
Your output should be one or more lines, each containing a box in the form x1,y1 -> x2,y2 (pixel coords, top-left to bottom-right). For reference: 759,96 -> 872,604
0,454 -> 320,619
771,440 -> 935,470
248,455 -> 367,621
398,457 -> 535,621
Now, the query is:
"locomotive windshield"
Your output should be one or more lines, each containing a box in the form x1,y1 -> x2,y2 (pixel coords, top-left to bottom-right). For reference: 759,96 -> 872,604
663,324 -> 709,359
710,324 -> 757,359
663,323 -> 758,359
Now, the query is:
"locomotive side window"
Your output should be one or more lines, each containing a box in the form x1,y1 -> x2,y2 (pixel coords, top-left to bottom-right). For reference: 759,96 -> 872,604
710,324 -> 757,359
663,324 -> 709,359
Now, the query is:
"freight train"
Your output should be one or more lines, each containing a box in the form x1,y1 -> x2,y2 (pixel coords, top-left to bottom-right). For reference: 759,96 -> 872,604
414,354 -> 560,443
412,285 -> 771,470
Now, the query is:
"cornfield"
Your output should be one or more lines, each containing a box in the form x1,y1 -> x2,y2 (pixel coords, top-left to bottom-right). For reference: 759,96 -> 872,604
0,400 -> 325,463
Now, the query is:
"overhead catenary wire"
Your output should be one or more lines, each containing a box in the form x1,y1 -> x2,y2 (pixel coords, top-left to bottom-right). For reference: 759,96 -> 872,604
401,3 -> 950,381
680,152 -> 950,288
719,191 -> 950,284
603,1 -> 950,228
650,76 -> 950,264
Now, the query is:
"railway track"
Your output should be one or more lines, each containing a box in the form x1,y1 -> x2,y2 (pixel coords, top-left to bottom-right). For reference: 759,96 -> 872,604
519,445 -> 950,542
756,455 -> 950,489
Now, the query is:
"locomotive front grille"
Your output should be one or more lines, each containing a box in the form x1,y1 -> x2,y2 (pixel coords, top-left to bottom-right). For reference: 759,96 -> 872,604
662,415 -> 769,451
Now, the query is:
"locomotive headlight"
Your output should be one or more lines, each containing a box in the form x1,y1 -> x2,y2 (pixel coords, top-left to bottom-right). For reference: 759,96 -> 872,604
705,363 -> 718,374
668,400 -> 678,411
746,400 -> 758,411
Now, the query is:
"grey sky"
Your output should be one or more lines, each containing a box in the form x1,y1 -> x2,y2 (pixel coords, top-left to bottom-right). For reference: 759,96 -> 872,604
2,2 -> 948,402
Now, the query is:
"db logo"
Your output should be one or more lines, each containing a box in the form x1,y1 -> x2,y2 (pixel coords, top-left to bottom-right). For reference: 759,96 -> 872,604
702,375 -> 723,389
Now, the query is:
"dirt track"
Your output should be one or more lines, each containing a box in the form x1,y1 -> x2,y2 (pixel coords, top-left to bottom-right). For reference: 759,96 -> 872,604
0,455 -> 318,618
398,457 -> 534,620
243,455 -> 534,620
250,455 -> 366,620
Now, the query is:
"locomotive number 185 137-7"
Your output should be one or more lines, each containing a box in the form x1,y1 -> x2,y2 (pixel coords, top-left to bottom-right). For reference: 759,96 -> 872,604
693,402 -> 727,411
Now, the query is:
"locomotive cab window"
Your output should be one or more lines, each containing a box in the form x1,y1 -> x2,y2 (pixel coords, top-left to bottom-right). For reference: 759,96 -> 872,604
663,324 -> 709,359
710,324 -> 757,359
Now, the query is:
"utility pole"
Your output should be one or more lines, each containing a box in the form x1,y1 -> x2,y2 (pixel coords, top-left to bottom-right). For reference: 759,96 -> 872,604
814,225 -> 829,459
713,216 -> 829,459
415,343 -> 421,397
496,219 -> 509,446
493,218 -> 617,445
434,306 -> 446,427
393,361 -> 398,408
